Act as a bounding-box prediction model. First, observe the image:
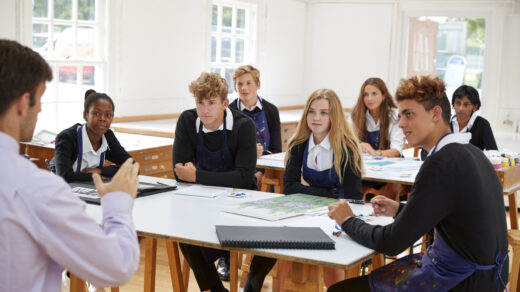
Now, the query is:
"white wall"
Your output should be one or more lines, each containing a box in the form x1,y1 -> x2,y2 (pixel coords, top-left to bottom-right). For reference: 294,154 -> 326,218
304,2 -> 394,109
0,0 -> 17,40
107,0 -> 307,117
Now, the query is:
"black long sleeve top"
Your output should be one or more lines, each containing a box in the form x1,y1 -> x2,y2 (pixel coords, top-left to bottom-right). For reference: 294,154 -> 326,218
283,141 -> 363,199
52,123 -> 131,183
342,143 -> 508,291
228,97 -> 282,154
172,108 -> 257,189
450,116 -> 498,150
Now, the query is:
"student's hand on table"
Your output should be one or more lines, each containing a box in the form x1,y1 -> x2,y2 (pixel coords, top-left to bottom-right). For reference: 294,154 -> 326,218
93,158 -> 139,198
256,143 -> 263,158
83,168 -> 102,175
371,195 -> 399,217
255,171 -> 264,189
328,201 -> 355,226
175,162 -> 196,182
360,142 -> 377,156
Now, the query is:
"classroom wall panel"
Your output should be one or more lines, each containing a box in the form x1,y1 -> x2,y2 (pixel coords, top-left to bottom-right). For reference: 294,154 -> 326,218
304,2 -> 394,109
0,0 -> 17,40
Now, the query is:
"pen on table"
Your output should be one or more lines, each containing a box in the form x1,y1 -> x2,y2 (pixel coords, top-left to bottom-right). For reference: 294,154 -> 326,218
345,199 -> 379,205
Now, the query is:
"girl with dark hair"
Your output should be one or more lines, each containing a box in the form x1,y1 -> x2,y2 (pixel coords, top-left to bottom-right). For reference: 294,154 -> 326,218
450,85 -> 498,150
350,77 -> 404,157
51,89 -> 131,182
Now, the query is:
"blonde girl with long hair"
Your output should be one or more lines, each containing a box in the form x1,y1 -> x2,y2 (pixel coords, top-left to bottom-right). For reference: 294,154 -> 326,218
350,77 -> 404,157
284,88 -> 363,199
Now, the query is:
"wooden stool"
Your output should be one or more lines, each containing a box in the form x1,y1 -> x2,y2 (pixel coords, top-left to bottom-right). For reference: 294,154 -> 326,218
260,169 -> 284,194
508,229 -> 520,292
69,273 -> 119,292
239,254 -> 279,292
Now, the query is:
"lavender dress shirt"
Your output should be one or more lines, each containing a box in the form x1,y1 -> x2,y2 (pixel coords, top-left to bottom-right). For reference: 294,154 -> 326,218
0,132 -> 140,292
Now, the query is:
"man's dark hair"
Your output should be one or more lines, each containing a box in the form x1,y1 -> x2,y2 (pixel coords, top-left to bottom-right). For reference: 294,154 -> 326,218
0,39 -> 53,116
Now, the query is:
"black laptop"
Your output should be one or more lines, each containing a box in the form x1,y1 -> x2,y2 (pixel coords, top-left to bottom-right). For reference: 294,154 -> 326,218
69,181 -> 177,204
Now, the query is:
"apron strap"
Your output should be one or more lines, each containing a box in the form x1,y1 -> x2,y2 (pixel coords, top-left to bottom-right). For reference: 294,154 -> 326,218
76,125 -> 83,173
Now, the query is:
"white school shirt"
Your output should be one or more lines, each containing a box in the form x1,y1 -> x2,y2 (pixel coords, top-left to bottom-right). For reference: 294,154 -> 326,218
196,108 -> 234,133
451,111 -> 479,133
306,133 -> 334,172
362,109 -> 405,154
0,132 -> 139,291
72,124 -> 109,171
238,96 -> 263,111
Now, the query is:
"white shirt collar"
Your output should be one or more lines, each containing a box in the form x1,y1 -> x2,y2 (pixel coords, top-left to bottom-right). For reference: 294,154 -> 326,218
81,124 -> 109,155
427,132 -> 471,157
451,111 -> 479,133
308,132 -> 331,151
239,96 -> 263,111
196,107 -> 234,133
365,109 -> 380,131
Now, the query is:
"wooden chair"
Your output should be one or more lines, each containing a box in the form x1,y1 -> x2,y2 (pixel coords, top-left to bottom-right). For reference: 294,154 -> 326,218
508,229 -> 520,292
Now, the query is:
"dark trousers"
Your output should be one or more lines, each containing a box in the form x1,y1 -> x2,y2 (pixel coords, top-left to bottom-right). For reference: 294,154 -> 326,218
179,243 -> 277,292
327,275 -> 370,292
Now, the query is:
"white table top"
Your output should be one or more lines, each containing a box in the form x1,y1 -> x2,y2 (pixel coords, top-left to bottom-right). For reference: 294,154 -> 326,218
23,130 -> 173,151
85,176 -> 391,269
257,153 -> 421,185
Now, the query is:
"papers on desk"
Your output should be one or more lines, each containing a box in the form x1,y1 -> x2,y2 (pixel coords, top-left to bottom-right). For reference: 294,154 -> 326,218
260,152 -> 286,161
173,185 -> 228,198
222,193 -> 337,221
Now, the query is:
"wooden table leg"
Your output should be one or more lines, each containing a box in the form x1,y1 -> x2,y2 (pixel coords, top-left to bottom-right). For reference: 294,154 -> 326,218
371,253 -> 384,269
510,192 -> 519,230
165,240 -> 186,292
144,237 -> 157,292
345,263 -> 361,279
110,287 -> 119,292
230,251 -> 238,292
70,273 -> 86,292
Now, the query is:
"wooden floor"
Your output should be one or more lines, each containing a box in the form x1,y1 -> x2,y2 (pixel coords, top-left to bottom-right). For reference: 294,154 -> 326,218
109,212 -> 516,292
116,239 -> 272,292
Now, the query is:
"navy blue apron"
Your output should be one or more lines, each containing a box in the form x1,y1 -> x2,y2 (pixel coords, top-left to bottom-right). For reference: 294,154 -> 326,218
195,117 -> 235,172
366,130 -> 381,150
238,97 -> 271,155
301,140 -> 343,198
368,234 -> 508,291
368,133 -> 509,291
75,125 -> 105,173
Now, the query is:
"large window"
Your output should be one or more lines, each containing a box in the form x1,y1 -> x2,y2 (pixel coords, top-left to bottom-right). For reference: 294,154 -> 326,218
32,0 -> 105,131
210,1 -> 256,94
406,17 -> 486,98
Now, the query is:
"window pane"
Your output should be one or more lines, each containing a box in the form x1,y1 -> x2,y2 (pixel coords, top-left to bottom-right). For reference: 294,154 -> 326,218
78,0 -> 95,21
225,69 -> 234,94
222,6 -> 232,33
54,25 -> 74,59
212,5 -> 218,32
236,9 -> 245,34
77,26 -> 95,59
211,36 -> 217,62
80,65 -> 95,85
235,38 -> 244,63
221,37 -> 231,62
54,0 -> 72,20
33,23 -> 49,57
59,65 -> 78,84
211,68 -> 220,74
33,0 -> 48,18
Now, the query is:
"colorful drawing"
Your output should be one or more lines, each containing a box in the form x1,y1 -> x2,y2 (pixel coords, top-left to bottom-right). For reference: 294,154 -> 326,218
222,193 -> 337,221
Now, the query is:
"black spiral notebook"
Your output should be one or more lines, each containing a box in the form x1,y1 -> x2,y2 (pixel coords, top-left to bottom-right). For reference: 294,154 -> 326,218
215,225 -> 335,250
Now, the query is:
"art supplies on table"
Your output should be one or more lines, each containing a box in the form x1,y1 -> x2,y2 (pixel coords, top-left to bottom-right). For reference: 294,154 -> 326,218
173,185 -> 228,198
222,193 -> 337,221
215,225 -> 335,249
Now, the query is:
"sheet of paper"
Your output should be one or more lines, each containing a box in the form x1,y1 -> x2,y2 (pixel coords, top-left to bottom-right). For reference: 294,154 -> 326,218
173,185 -> 227,198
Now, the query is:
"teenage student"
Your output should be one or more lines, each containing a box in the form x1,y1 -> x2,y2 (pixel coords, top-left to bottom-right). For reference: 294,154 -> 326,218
173,72 -> 274,292
51,89 -> 131,182
0,39 -> 140,291
451,84 -> 498,150
224,66 -> 282,280
229,65 -> 282,185
328,75 -> 509,292
243,88 -> 365,290
350,77 -> 404,158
